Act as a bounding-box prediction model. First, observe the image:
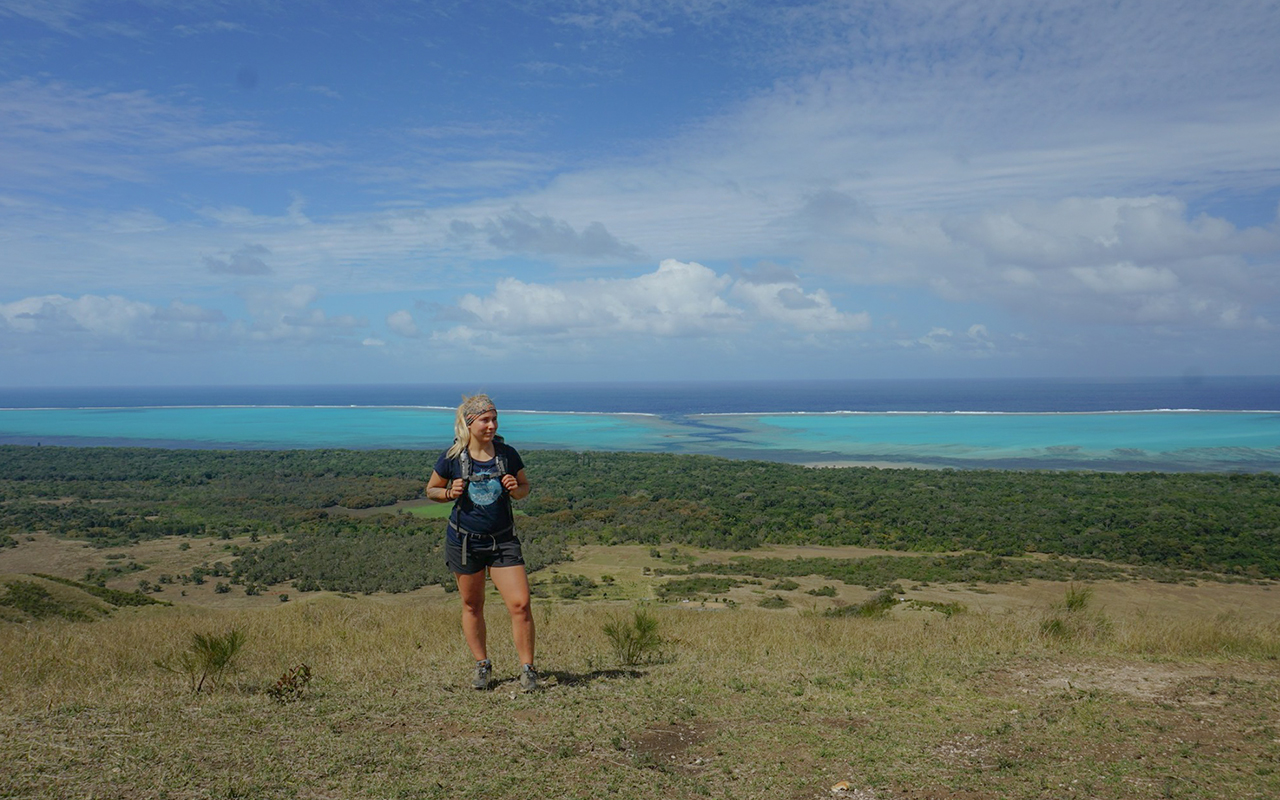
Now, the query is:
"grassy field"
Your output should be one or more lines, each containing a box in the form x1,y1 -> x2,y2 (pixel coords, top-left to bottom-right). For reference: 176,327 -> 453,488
3,536 -> 1280,799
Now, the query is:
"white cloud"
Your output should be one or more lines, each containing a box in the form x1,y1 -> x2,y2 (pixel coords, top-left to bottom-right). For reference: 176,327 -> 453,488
730,277 -> 870,332
1069,263 -> 1181,295
386,310 -> 420,338
452,258 -> 740,339
0,293 -> 225,347
902,323 -> 1006,358
916,327 -> 954,352
0,285 -> 378,351
920,196 -> 1280,328
437,258 -> 871,349
946,197 -> 1275,271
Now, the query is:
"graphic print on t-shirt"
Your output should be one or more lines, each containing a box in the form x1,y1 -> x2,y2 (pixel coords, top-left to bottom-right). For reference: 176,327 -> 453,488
467,471 -> 502,506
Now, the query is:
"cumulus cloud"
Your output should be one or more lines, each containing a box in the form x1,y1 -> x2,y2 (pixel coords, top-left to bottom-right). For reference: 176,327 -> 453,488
730,273 -> 871,332
926,195 -> 1280,329
453,258 -> 738,338
449,206 -> 642,259
902,323 -> 1002,357
795,195 -> 1278,332
386,309 -> 420,338
0,285 -> 378,352
0,293 -> 225,346
237,285 -> 365,342
203,243 -> 272,275
945,196 -> 1276,271
434,259 -> 871,349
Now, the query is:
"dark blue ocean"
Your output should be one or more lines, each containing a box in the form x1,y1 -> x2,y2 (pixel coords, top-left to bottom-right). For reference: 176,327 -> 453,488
3,376 -> 1278,415
1,377 -> 1279,472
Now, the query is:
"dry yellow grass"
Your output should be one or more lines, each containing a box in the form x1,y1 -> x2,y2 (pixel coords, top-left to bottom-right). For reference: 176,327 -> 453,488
3,583 -> 1280,799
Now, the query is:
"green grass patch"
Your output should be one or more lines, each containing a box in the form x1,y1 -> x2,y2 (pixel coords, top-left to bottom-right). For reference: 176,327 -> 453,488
654,575 -> 740,600
401,502 -> 453,519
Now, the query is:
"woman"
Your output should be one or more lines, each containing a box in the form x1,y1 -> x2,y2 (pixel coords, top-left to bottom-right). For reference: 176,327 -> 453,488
426,394 -> 537,691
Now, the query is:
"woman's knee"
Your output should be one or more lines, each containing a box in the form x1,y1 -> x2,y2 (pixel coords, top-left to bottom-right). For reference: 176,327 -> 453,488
506,595 -> 531,618
455,574 -> 486,615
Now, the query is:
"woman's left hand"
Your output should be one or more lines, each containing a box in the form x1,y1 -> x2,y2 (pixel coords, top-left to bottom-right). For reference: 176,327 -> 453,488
501,474 -> 519,492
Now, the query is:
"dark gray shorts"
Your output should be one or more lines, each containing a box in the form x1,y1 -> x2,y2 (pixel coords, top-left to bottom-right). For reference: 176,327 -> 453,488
446,532 -> 524,575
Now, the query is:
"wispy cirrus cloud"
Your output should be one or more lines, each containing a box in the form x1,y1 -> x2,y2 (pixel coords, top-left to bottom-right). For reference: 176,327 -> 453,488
0,79 -> 335,192
449,206 -> 643,260
0,285 -> 370,354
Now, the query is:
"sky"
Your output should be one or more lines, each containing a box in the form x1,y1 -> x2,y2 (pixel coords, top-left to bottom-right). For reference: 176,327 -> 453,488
1,0 -> 1278,387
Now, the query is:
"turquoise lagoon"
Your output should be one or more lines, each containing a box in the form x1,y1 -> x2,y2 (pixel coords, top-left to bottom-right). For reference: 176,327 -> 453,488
1,404 -> 1278,472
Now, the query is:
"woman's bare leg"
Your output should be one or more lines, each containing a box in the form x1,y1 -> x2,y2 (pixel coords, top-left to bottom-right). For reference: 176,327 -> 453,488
489,565 -> 534,666
455,570 -> 488,661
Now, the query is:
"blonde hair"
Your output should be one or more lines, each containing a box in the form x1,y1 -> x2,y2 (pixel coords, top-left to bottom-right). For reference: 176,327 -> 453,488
447,393 -> 496,459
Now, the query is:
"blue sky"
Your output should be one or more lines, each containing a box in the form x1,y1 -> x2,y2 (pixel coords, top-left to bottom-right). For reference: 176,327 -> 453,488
1,0 -> 1278,386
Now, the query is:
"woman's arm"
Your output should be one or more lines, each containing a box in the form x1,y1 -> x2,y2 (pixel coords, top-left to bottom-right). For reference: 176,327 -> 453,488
501,468 -> 530,500
426,470 -> 465,502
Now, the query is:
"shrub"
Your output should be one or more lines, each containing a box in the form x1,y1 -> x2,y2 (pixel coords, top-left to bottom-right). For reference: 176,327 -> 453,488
906,599 -> 967,617
156,629 -> 247,692
1040,583 -> 1112,642
1064,582 -> 1093,612
602,607 -> 663,666
759,594 -> 790,609
266,664 -> 312,704
826,589 -> 897,618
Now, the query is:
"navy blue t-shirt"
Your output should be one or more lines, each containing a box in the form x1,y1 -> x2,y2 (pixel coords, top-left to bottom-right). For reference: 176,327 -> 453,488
433,441 -> 525,539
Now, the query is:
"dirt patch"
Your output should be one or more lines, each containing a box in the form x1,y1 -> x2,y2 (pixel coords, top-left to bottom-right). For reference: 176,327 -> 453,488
627,721 -> 714,769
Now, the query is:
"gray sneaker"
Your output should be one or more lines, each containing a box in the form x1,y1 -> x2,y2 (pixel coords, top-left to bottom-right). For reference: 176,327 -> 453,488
519,663 -> 539,692
472,659 -> 492,690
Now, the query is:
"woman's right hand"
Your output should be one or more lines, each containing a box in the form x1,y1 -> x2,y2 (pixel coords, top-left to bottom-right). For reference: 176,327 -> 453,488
449,478 -> 466,498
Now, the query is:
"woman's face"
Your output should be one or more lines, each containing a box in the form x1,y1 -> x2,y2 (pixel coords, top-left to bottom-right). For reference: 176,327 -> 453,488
468,409 -> 498,442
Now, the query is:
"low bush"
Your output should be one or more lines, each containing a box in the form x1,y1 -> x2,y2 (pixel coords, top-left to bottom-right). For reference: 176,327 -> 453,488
826,589 -> 897,618
266,664 -> 312,704
156,629 -> 247,692
602,607 -> 663,666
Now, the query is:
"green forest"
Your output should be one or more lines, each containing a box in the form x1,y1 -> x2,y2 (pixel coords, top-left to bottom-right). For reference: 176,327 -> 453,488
2,445 -> 1278,594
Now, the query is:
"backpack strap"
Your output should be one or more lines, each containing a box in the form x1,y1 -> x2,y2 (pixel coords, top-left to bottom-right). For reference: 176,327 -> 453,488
494,438 -> 508,478
457,445 -> 472,483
